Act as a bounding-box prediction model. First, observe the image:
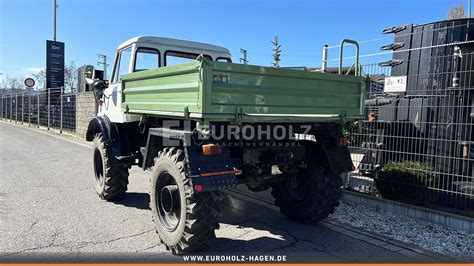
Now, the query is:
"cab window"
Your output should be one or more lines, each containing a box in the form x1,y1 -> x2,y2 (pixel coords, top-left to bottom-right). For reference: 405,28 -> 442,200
135,48 -> 160,71
112,46 -> 132,83
165,51 -> 212,66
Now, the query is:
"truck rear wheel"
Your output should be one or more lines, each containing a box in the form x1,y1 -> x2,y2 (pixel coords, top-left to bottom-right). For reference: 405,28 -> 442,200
271,142 -> 342,224
150,147 -> 221,254
92,133 -> 129,200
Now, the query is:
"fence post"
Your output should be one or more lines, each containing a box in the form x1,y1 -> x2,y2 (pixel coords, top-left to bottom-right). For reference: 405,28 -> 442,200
28,93 -> 31,126
10,95 -> 13,122
37,92 -> 40,128
47,89 -> 50,130
60,87 -> 63,133
21,93 -> 24,124
15,93 -> 17,123
0,95 -> 3,120
75,91 -> 78,133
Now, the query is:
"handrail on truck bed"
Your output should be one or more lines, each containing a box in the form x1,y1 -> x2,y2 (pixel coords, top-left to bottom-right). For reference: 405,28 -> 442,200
321,39 -> 361,76
339,39 -> 360,76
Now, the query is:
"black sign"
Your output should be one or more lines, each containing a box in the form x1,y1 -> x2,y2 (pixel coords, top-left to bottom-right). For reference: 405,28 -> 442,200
46,40 -> 65,90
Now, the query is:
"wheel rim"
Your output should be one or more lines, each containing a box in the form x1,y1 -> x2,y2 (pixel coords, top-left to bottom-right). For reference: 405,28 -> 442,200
93,149 -> 104,187
156,172 -> 181,232
287,171 -> 311,201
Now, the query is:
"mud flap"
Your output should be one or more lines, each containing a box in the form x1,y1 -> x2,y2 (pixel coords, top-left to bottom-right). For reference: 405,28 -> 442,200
320,143 -> 353,175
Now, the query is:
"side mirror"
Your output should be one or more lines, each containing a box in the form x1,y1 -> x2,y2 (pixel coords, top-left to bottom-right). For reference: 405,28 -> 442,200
92,80 -> 107,103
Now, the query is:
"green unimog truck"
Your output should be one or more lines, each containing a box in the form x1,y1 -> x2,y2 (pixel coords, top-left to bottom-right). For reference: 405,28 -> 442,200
85,36 -> 365,253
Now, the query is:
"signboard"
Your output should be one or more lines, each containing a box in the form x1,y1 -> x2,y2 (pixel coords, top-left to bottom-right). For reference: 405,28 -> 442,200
24,78 -> 35,88
384,75 -> 407,92
46,40 -> 65,90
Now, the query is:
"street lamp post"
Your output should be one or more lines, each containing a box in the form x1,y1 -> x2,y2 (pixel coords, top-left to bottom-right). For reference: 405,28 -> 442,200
469,0 -> 472,18
53,0 -> 57,41
97,54 -> 108,80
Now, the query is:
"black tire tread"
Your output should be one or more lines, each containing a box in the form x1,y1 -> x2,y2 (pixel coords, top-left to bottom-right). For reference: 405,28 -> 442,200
92,133 -> 129,200
271,141 -> 342,224
151,147 -> 221,254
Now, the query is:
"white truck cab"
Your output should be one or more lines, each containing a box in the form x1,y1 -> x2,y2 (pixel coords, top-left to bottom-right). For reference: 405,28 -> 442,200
99,36 -> 232,123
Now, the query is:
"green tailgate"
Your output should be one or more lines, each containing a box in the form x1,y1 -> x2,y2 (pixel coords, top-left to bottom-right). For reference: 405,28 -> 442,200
122,58 -> 365,123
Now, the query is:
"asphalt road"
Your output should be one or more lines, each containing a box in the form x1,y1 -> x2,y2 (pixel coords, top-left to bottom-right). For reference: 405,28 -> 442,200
0,122 -> 444,263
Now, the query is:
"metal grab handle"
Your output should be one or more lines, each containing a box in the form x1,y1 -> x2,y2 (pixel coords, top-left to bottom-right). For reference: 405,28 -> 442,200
339,39 -> 360,76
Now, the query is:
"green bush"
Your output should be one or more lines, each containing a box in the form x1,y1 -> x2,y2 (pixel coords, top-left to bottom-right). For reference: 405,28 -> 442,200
375,161 -> 439,205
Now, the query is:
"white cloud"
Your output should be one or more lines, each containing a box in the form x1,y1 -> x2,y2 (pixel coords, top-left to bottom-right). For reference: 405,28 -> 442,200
23,67 -> 45,73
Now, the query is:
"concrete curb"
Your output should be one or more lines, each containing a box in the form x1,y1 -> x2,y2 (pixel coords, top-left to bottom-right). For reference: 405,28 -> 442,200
341,190 -> 474,233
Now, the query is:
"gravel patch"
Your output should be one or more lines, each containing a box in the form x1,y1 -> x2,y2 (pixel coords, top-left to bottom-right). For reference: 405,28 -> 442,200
330,201 -> 474,259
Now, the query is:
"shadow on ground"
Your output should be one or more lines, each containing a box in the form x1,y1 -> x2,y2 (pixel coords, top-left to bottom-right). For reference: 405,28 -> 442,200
113,192 -> 150,210
114,191 -> 416,263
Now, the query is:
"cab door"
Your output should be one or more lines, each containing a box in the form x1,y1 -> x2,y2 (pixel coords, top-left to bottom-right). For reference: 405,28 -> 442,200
98,46 -> 133,122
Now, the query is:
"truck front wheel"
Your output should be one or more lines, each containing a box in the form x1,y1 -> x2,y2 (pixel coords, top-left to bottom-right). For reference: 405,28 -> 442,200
271,142 -> 342,224
150,147 -> 221,254
92,133 -> 129,200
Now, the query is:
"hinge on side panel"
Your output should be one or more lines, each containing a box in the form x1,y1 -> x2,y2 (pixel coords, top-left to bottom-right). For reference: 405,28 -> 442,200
196,121 -> 211,140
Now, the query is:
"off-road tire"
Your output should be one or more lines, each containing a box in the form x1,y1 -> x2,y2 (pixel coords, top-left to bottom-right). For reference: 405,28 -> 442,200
271,141 -> 342,224
92,133 -> 129,200
150,147 -> 221,254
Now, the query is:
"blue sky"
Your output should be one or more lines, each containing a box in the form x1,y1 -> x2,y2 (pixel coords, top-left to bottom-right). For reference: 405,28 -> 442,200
0,0 -> 467,82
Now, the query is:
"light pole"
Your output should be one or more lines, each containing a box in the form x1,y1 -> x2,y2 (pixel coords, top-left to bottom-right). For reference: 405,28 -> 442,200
469,0 -> 472,18
97,54 -> 109,80
53,0 -> 57,41
240,49 -> 248,64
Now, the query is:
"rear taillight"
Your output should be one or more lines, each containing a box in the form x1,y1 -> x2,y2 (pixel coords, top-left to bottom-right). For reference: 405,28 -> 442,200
202,144 -> 222,155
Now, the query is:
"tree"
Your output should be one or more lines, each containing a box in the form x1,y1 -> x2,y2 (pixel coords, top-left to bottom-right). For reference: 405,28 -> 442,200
32,68 -> 46,90
0,74 -> 24,93
65,61 -> 78,93
271,35 -> 281,68
31,61 -> 77,92
448,3 -> 466,19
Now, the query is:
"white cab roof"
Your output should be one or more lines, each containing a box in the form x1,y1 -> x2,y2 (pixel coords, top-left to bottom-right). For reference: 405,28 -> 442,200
117,36 -> 231,56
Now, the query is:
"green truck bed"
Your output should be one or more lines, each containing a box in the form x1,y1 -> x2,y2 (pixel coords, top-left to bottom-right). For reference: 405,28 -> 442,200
121,57 -> 366,124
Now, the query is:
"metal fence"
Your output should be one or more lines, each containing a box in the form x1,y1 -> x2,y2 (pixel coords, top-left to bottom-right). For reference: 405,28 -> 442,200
343,49 -> 474,216
0,89 -> 77,133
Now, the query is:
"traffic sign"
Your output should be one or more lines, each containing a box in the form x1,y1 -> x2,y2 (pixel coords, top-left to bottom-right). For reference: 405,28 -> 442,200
24,78 -> 35,88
